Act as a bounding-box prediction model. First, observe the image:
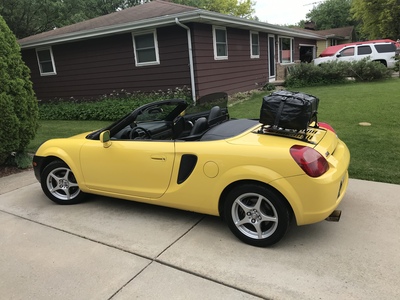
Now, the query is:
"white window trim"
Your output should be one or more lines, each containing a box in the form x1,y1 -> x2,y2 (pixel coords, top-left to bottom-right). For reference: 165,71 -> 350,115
268,34 -> 276,81
36,47 -> 57,76
132,30 -> 160,67
213,26 -> 228,60
250,31 -> 260,58
278,36 -> 294,64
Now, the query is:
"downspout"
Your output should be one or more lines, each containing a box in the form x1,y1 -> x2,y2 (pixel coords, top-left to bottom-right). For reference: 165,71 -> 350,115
175,18 -> 196,105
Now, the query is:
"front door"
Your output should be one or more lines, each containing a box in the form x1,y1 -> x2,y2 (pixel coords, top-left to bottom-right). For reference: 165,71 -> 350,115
79,139 -> 175,199
268,35 -> 276,81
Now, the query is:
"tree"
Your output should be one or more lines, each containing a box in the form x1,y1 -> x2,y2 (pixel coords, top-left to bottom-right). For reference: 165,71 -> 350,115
351,0 -> 400,40
0,0 -> 63,38
0,0 -> 148,39
171,0 -> 255,18
1,0 -> 255,39
306,0 -> 354,30
0,15 -> 39,164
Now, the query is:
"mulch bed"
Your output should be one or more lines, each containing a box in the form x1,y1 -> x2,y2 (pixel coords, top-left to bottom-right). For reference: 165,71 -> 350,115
0,165 -> 31,178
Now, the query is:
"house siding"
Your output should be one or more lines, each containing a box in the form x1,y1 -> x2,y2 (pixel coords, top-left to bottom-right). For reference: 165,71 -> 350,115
191,23 -> 268,98
21,21 -> 318,102
317,40 -> 328,57
294,37 -> 317,61
22,26 -> 191,101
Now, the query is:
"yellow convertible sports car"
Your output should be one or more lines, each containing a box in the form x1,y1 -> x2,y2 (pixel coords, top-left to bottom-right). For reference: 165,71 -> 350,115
33,98 -> 350,247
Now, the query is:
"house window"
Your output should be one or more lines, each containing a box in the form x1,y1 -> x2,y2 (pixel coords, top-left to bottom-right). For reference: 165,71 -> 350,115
279,37 -> 293,63
213,26 -> 228,59
250,31 -> 260,58
133,31 -> 160,66
36,48 -> 56,76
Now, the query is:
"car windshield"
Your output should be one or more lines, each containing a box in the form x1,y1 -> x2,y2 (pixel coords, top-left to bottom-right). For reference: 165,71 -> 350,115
86,93 -> 229,140
136,102 -> 184,123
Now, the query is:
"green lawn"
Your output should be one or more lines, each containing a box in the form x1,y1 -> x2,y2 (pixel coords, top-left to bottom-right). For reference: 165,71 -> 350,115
29,79 -> 400,184
28,120 -> 109,152
230,79 -> 400,184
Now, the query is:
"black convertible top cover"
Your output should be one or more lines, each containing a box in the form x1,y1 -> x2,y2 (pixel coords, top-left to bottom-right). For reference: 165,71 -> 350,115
200,119 -> 258,141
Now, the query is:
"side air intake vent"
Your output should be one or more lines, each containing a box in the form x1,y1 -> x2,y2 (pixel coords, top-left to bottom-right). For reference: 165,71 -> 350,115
177,154 -> 198,184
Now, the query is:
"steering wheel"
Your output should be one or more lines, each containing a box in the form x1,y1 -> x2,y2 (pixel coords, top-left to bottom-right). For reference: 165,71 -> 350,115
129,127 -> 151,139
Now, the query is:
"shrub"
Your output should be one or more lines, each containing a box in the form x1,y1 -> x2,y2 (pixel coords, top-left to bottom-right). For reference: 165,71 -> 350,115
285,59 -> 392,88
392,52 -> 399,76
263,83 -> 276,91
346,58 -> 392,81
285,61 -> 348,88
0,16 -> 39,164
4,152 -> 33,169
39,87 -> 192,121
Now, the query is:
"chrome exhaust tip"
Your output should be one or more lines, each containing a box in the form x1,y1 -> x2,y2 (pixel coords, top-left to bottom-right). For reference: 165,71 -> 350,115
325,210 -> 341,222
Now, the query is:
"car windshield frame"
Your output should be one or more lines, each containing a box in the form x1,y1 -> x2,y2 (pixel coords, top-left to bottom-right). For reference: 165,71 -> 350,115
86,99 -> 188,140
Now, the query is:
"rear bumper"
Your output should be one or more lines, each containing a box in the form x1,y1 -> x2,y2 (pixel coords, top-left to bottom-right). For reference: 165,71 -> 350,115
271,138 -> 350,225
280,170 -> 349,225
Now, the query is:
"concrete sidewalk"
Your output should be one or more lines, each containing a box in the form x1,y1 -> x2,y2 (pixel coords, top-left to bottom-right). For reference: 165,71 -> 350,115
0,170 -> 399,299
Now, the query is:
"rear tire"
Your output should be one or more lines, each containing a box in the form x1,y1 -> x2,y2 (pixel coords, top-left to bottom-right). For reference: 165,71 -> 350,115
223,184 -> 290,247
41,160 -> 86,205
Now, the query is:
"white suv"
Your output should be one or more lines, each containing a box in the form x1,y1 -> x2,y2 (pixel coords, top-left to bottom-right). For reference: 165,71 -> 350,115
313,42 -> 397,68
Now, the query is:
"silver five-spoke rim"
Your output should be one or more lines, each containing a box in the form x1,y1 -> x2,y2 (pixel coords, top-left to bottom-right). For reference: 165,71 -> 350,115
231,192 -> 278,239
46,167 -> 80,201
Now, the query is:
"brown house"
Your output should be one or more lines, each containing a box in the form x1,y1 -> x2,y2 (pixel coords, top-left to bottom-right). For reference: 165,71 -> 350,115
313,26 -> 356,57
18,0 -> 323,103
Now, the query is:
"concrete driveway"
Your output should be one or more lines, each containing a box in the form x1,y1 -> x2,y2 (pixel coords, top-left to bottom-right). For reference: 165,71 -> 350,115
0,171 -> 399,299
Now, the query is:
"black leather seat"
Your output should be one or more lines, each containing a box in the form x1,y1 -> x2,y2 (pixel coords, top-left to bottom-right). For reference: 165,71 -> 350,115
189,117 -> 208,136
208,106 -> 222,126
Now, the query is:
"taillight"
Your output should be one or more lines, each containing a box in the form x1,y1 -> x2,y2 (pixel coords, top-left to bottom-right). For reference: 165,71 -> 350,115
318,122 -> 336,133
290,145 -> 329,177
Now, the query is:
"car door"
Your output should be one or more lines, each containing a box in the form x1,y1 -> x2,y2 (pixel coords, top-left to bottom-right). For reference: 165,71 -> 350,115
79,139 -> 175,199
336,46 -> 355,62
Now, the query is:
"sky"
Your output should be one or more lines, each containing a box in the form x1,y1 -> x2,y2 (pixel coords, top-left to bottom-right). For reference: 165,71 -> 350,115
253,0 -> 320,25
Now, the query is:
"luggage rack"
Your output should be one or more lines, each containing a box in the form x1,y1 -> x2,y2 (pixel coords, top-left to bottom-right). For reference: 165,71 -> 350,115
258,124 -> 319,144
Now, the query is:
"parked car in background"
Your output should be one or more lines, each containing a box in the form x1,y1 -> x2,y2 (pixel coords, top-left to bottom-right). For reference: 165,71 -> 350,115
314,40 -> 398,68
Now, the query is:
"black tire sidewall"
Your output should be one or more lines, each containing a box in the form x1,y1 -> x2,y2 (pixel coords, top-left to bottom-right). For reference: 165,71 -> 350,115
223,184 -> 290,247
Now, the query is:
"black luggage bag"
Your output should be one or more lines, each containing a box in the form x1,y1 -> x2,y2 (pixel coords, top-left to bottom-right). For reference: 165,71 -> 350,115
259,91 -> 319,133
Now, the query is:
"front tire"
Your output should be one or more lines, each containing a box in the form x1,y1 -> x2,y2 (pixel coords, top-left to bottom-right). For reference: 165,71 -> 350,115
41,160 -> 86,205
223,184 -> 290,247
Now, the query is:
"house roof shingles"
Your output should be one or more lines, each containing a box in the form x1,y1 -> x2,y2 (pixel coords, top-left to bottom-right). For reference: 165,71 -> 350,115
315,26 -> 354,39
18,0 -> 197,46
19,0 -> 325,48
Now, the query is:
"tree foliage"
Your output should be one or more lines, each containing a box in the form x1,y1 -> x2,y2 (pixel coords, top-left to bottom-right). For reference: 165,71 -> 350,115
0,15 -> 39,164
306,0 -> 354,30
1,0 -> 255,39
172,0 -> 255,18
351,0 -> 400,40
0,0 -> 149,39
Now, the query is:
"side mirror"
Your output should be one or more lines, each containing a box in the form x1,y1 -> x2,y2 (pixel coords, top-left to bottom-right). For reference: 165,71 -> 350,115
100,130 -> 111,148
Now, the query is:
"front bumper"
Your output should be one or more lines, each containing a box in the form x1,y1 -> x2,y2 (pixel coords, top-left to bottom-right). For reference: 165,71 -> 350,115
32,155 -> 45,182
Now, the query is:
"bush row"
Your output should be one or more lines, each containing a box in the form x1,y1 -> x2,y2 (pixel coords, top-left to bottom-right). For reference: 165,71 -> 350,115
285,58 -> 393,88
39,87 -> 191,121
